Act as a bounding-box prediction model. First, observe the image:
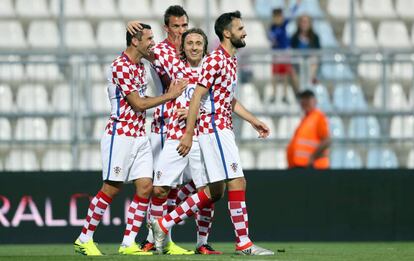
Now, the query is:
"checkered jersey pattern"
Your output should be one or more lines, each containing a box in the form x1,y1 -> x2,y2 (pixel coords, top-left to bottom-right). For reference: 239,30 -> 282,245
198,46 -> 238,134
105,53 -> 148,137
151,39 -> 188,134
167,64 -> 200,140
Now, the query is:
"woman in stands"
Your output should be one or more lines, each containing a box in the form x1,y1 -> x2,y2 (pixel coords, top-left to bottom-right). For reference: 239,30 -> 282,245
290,14 -> 321,85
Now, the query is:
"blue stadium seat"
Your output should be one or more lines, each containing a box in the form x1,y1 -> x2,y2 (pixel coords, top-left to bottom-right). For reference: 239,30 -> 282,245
329,116 -> 345,139
348,116 -> 380,139
330,147 -> 363,169
289,0 -> 324,18
333,83 -> 367,111
366,147 -> 398,169
310,83 -> 332,112
321,61 -> 355,81
255,0 -> 285,18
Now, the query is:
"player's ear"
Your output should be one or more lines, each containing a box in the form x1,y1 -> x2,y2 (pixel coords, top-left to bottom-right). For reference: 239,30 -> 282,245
223,29 -> 232,39
131,37 -> 139,47
163,24 -> 169,34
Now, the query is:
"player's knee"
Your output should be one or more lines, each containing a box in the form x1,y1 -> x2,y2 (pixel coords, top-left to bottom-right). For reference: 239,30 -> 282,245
135,179 -> 153,198
153,186 -> 169,198
209,189 -> 224,202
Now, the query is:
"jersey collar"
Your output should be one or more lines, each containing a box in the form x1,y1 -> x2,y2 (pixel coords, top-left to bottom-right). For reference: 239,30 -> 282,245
121,51 -> 136,65
218,45 -> 231,58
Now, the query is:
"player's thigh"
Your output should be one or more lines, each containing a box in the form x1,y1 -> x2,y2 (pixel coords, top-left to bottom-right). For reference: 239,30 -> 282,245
199,129 -> 244,183
128,136 -> 153,182
153,139 -> 188,187
186,140 -> 208,189
101,133 -> 136,182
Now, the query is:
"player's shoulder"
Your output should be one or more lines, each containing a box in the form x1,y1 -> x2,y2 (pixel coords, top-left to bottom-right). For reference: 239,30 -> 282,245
202,50 -> 225,66
112,55 -> 130,68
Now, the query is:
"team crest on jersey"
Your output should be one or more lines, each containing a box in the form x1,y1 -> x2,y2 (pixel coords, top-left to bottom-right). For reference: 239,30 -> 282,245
230,163 -> 238,173
156,171 -> 162,180
113,166 -> 122,175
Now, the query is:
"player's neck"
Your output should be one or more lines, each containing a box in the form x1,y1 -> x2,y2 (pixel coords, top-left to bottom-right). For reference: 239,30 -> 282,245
221,41 -> 237,57
124,47 -> 141,64
188,59 -> 201,67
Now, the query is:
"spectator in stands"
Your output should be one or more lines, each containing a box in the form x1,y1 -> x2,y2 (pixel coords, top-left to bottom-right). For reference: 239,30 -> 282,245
268,0 -> 301,103
291,14 -> 320,85
286,90 -> 330,169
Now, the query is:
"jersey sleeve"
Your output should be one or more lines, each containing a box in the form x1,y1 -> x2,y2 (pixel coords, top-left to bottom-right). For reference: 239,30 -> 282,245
317,113 -> 330,140
112,62 -> 137,97
198,54 -> 222,89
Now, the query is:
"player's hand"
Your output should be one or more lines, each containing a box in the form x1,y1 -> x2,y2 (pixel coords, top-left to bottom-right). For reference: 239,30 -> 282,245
167,79 -> 188,99
251,119 -> 270,138
126,20 -> 143,35
177,132 -> 193,157
177,108 -> 188,120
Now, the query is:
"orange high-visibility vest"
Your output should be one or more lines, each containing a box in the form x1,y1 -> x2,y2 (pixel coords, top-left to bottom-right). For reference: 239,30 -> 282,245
287,109 -> 330,169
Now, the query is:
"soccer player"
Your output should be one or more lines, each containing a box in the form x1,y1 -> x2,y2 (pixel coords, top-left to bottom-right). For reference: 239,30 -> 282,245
73,23 -> 187,256
126,5 -> 195,255
150,11 -> 275,256
152,28 -> 222,255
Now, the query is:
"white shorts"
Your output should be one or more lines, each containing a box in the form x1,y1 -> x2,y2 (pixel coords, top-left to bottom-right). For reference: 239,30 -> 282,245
153,139 -> 207,188
101,133 -> 153,183
150,132 -> 166,170
198,128 -> 244,183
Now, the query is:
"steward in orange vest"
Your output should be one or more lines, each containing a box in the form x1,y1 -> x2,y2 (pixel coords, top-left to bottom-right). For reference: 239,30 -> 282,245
287,90 -> 331,169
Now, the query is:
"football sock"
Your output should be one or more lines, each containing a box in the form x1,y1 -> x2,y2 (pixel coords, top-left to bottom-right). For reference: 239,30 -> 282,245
78,191 -> 112,243
121,195 -> 149,247
160,190 -> 211,233
176,181 -> 196,205
196,202 -> 215,247
228,190 -> 252,250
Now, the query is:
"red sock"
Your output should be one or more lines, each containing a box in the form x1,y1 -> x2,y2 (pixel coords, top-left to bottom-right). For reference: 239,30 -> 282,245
176,181 -> 196,205
78,191 -> 112,243
167,188 -> 178,213
228,190 -> 252,250
121,195 -> 149,246
148,196 -> 167,222
160,190 -> 211,233
196,202 -> 214,247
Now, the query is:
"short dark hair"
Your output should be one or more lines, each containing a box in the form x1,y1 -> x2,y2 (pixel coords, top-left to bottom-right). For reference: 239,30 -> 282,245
297,89 -> 315,99
164,5 -> 188,26
126,23 -> 151,46
273,8 -> 283,16
180,28 -> 208,60
214,11 -> 242,41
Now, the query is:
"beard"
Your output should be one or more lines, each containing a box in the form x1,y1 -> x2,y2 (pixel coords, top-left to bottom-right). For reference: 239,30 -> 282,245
230,36 -> 246,49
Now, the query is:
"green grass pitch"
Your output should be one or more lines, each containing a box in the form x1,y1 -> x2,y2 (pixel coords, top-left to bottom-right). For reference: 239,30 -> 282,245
1,242 -> 414,260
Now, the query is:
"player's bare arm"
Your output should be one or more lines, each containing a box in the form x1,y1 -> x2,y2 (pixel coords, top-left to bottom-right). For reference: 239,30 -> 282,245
232,98 -> 270,138
177,85 -> 208,156
126,79 -> 188,112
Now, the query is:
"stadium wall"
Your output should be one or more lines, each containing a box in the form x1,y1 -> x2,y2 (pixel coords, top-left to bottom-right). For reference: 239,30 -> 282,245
1,170 -> 413,244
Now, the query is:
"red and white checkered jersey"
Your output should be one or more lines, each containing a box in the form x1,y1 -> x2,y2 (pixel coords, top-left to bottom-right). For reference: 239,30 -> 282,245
151,39 -> 188,134
105,52 -> 148,137
198,46 -> 237,134
167,63 -> 200,140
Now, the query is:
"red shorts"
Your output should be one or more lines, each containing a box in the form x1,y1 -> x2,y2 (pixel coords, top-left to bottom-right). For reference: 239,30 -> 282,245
272,63 -> 292,75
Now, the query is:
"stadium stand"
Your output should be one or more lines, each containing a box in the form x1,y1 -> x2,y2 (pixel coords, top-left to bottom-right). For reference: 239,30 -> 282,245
50,118 -> 71,141
42,149 -> 73,171
0,0 -> 413,170
0,84 -> 13,112
5,150 -> 39,171
366,147 -> 399,169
